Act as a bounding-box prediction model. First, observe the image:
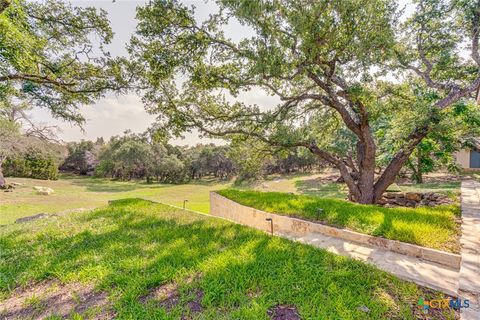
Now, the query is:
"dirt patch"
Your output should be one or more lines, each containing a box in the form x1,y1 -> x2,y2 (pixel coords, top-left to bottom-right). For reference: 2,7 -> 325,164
301,173 -> 342,186
140,281 -> 181,310
0,279 -> 113,320
185,289 -> 204,313
140,273 -> 204,315
267,304 -> 301,320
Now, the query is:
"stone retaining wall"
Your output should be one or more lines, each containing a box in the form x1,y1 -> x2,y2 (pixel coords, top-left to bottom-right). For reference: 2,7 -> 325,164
210,192 -> 461,270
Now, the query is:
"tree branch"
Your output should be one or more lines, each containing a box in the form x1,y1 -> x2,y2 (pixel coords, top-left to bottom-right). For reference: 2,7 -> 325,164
0,73 -> 77,86
0,0 -> 10,14
305,142 -> 360,197
472,1 -> 480,66
307,71 -> 362,137
374,124 -> 429,200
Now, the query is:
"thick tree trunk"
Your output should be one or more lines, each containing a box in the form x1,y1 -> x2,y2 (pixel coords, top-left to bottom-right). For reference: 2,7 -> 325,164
307,123 -> 428,204
373,126 -> 430,202
355,125 -> 377,204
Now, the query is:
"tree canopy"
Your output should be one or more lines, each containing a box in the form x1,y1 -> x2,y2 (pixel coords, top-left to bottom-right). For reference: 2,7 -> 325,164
0,0 -> 129,124
130,0 -> 480,203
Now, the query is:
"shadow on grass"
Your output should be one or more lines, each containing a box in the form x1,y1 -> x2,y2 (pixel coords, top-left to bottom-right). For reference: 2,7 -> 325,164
294,179 -> 347,199
217,190 -> 460,252
0,198 -> 456,319
64,176 -> 230,193
399,181 -> 460,191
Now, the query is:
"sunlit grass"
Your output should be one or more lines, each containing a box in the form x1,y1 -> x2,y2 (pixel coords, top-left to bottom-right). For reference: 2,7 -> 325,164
217,190 -> 461,253
0,199 -> 455,319
0,175 -> 231,225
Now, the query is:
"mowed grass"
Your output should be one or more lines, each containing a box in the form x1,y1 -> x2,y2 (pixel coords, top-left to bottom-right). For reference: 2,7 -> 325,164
1,171 -> 462,225
217,190 -> 461,253
0,175 -> 231,225
0,199 -> 455,319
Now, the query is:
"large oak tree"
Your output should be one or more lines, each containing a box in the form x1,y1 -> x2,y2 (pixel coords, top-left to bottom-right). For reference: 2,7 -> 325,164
130,0 -> 480,203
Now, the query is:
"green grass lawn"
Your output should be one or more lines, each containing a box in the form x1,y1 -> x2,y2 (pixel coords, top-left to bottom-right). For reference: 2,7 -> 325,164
217,190 -> 461,253
254,171 -> 461,200
0,199 -> 456,319
0,175 -> 231,225
0,171 -> 462,226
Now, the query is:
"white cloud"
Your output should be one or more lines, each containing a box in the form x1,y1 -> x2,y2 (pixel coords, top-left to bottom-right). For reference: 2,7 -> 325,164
28,93 -> 153,142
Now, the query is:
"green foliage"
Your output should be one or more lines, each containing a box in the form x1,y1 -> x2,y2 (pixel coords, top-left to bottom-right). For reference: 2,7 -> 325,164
227,139 -> 266,181
185,144 -> 236,180
0,0 -> 129,124
130,0 -> 397,144
95,132 -> 191,183
397,0 -> 480,87
0,199 -> 454,318
92,131 -> 319,183
0,114 -> 63,182
218,189 -> 460,253
4,153 -> 58,180
61,140 -> 100,175
264,147 -> 323,174
377,81 -> 480,182
130,0 -> 480,201
95,133 -> 155,180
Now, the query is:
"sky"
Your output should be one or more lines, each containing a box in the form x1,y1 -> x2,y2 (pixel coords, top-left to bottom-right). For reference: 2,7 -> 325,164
30,0 -> 413,145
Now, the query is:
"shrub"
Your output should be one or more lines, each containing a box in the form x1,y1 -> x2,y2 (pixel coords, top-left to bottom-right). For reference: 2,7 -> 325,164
4,154 -> 58,180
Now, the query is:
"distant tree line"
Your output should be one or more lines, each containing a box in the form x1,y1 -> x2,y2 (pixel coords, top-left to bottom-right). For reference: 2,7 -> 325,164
57,132 -> 326,184
3,136 -> 63,181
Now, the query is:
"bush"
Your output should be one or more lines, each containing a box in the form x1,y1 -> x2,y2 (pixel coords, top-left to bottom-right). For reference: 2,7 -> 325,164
4,154 -> 58,180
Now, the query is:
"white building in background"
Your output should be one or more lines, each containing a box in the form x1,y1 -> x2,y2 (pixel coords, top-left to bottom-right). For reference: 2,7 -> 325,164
456,149 -> 480,170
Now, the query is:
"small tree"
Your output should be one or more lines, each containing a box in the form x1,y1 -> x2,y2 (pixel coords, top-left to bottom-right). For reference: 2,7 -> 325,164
61,141 -> 99,175
96,134 -> 154,180
131,0 -> 480,203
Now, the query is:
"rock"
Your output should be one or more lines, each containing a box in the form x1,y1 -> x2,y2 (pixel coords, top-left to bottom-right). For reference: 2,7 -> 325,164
424,192 -> 434,199
15,213 -> 49,223
405,192 -> 422,202
405,200 -> 417,208
33,186 -> 54,195
377,198 -> 388,205
380,191 -> 454,208
383,192 -> 399,199
394,197 -> 408,206
429,193 -> 440,200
